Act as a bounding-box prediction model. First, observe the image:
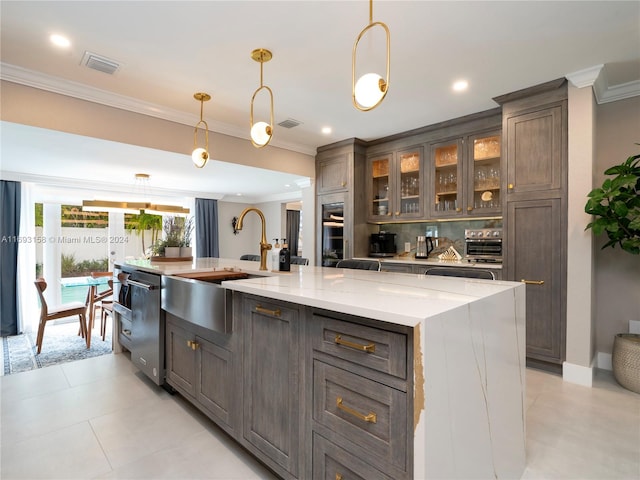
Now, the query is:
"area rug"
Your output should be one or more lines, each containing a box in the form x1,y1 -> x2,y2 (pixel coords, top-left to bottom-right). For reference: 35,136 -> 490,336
1,321 -> 112,375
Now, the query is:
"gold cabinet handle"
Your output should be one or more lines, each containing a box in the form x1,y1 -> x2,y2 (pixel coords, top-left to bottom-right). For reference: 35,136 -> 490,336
336,396 -> 377,423
187,340 -> 200,350
456,207 -> 462,212
521,279 -> 544,285
341,181 -> 346,187
255,305 -> 281,317
336,474 -> 343,480
395,211 -> 400,216
335,335 -> 375,353
467,206 -> 473,211
508,183 -> 514,190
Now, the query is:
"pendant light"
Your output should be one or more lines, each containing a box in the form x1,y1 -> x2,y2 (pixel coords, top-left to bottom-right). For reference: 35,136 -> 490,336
250,48 -> 274,148
352,0 -> 390,111
192,92 -> 211,168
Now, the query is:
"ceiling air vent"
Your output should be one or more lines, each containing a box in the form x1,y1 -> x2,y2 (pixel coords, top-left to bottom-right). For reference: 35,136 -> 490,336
278,118 -> 302,129
81,51 -> 120,75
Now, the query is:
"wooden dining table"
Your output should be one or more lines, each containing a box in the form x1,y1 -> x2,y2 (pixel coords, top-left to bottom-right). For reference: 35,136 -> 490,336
60,272 -> 112,348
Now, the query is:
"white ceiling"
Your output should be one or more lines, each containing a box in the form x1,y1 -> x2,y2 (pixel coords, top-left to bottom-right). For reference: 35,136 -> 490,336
1,1 -> 639,202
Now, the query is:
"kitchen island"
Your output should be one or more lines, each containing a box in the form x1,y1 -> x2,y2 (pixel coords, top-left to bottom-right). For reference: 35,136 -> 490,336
116,258 -> 526,479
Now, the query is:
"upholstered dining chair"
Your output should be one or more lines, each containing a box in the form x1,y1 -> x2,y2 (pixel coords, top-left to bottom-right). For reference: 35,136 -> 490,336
335,259 -> 381,271
290,256 -> 309,265
34,278 -> 89,354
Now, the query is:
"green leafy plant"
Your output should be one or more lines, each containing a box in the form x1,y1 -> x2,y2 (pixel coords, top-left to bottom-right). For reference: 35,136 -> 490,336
585,151 -> 640,255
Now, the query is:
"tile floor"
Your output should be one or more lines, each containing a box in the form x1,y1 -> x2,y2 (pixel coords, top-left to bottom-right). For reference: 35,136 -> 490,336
1,353 -> 639,479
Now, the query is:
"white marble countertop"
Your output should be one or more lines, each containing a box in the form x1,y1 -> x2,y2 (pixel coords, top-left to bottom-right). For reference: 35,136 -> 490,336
116,258 -> 519,328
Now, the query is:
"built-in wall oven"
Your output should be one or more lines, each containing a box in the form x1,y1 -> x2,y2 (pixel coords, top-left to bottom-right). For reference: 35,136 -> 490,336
464,228 -> 503,263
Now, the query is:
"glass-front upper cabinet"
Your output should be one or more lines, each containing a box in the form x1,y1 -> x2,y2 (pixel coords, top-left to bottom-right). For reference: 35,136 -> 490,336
367,148 -> 423,221
368,154 -> 391,220
429,132 -> 501,218
397,149 -> 423,219
467,132 -> 501,216
430,139 -> 463,218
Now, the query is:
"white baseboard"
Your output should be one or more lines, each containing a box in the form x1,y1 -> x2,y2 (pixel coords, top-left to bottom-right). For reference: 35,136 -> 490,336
562,361 -> 594,387
597,352 -> 613,371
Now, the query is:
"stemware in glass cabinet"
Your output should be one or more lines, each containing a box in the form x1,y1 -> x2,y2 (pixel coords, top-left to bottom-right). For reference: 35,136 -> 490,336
399,151 -> 421,216
471,134 -> 501,212
433,143 -> 460,214
371,157 -> 390,216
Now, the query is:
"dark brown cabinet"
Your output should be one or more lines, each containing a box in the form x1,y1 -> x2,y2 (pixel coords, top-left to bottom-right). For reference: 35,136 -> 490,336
497,78 -> 568,373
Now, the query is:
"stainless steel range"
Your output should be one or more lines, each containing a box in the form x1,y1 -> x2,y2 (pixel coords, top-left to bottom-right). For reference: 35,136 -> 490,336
464,228 -> 503,263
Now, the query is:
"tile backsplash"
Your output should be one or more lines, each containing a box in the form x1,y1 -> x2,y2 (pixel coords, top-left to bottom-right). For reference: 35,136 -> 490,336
375,219 -> 502,256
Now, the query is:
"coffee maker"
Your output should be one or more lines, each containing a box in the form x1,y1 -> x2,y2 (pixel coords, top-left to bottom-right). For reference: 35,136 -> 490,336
369,233 -> 396,257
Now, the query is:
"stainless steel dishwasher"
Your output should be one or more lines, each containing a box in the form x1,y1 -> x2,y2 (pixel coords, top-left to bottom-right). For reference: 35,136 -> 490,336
126,269 -> 165,385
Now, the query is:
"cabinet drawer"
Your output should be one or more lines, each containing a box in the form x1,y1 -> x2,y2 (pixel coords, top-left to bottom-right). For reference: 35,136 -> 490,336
312,433 -> 393,480
311,315 -> 407,379
313,361 -> 408,473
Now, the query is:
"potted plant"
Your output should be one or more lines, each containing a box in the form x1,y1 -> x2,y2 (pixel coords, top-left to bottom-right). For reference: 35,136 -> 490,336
163,217 -> 183,257
180,216 -> 195,258
585,149 -> 640,393
585,151 -> 640,254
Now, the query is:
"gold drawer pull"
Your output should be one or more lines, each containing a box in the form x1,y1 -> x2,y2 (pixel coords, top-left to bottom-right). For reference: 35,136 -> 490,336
521,279 -> 544,285
335,335 -> 375,353
336,474 -> 343,480
255,305 -> 281,317
336,396 -> 377,423
187,340 -> 200,350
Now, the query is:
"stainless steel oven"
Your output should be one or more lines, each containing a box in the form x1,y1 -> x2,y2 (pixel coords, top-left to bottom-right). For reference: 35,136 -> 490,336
465,228 -> 503,263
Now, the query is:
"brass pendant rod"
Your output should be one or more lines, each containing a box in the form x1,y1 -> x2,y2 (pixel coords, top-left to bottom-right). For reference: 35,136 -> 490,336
369,0 -> 373,24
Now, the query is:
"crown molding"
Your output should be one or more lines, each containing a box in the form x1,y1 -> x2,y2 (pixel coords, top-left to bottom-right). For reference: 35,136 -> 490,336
566,64 -> 640,104
565,65 -> 603,88
0,62 -> 316,156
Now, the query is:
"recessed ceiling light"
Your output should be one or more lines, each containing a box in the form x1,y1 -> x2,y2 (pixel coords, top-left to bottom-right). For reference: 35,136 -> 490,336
321,126 -> 332,135
453,80 -> 469,92
236,193 -> 242,196
50,34 -> 71,48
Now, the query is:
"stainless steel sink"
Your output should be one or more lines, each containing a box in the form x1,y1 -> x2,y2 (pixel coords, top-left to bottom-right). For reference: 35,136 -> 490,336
162,274 -> 244,333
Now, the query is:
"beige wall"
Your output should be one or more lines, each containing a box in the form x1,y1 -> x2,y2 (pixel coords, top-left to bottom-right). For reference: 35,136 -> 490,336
566,84 -> 597,368
0,81 -> 315,178
594,96 -> 640,354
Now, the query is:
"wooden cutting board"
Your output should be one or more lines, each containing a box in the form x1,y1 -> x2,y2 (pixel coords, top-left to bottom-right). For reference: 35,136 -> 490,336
173,270 -> 248,281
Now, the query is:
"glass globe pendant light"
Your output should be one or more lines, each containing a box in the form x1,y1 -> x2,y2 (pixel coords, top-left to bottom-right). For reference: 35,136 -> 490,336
250,48 -> 274,148
192,92 -> 211,168
352,0 -> 390,111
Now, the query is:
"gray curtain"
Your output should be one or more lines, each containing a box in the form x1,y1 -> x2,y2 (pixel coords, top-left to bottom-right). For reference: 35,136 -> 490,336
286,209 -> 300,256
195,198 -> 219,258
0,180 -> 21,336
